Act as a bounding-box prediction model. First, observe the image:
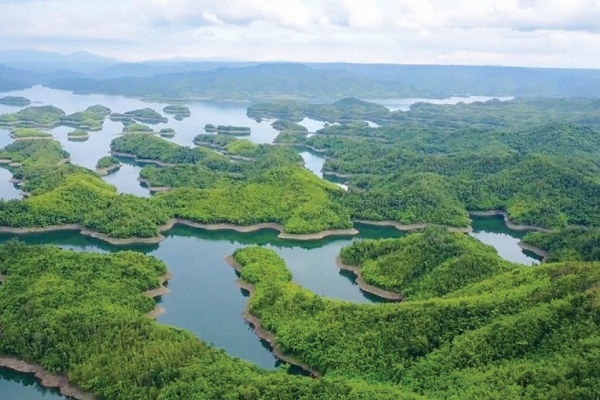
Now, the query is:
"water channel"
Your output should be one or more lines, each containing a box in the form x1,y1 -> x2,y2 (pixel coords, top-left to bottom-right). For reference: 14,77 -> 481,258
0,87 -> 533,398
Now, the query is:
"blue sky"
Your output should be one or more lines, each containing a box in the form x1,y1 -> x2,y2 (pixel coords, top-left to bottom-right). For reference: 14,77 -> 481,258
1,0 -> 599,67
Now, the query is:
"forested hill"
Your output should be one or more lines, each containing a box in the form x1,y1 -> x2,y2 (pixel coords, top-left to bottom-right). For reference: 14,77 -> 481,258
2,56 -> 600,100
48,63 -> 600,100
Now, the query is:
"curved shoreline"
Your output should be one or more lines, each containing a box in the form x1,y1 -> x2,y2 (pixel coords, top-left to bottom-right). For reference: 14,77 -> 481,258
0,224 -> 167,245
225,256 -> 321,378
137,177 -> 172,192
110,151 -> 177,167
335,256 -> 404,301
517,241 -> 549,262
170,219 -> 359,241
0,358 -> 95,400
144,271 -> 172,319
0,271 -> 172,400
96,164 -> 121,177
468,210 -> 552,232
0,211 -> 553,246
354,219 -> 473,233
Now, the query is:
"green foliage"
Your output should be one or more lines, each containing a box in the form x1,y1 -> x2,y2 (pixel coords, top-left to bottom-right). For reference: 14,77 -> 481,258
96,156 -> 121,170
0,96 -> 31,106
194,133 -> 237,148
0,168 -> 171,238
10,128 -> 52,138
340,228 -> 515,298
216,125 -> 251,135
233,246 -> 600,399
163,105 -> 191,119
0,242 -> 417,399
225,139 -> 259,157
269,101 -> 600,228
67,129 -> 89,138
523,228 -> 600,262
123,108 -> 168,124
157,165 -> 352,234
249,97 -> 391,124
271,120 -> 308,132
0,138 -> 68,169
111,133 -> 230,167
139,165 -> 236,189
60,105 -> 110,130
123,123 -> 153,133
0,105 -> 65,128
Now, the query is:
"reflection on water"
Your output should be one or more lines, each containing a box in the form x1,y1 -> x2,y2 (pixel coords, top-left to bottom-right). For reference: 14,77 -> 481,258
369,95 -> 514,112
0,367 -> 64,400
470,215 -> 541,265
0,87 -> 536,396
0,167 -> 21,201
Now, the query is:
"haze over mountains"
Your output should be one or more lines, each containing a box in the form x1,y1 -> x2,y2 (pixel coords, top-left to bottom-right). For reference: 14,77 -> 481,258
2,50 -> 600,101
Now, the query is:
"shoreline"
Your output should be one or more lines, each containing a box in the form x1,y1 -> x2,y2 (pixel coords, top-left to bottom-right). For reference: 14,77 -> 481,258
517,241 -> 549,262
111,151 -> 177,167
95,164 -> 121,177
137,177 -> 172,192
335,256 -> 404,301
468,210 -> 553,232
0,358 -> 96,400
225,256 -> 321,378
0,224 -> 167,245
354,219 -> 473,233
144,271 -> 172,319
0,210 -> 566,246
170,219 -> 359,241
0,271 -> 172,400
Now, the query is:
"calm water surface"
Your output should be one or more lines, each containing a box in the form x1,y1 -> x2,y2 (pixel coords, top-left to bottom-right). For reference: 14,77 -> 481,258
0,87 -> 538,398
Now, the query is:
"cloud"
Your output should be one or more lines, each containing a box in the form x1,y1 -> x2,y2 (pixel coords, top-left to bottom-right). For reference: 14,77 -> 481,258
0,0 -> 600,68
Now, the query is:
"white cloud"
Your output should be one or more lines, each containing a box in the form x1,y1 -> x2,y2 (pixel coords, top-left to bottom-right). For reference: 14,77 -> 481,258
0,0 -> 600,67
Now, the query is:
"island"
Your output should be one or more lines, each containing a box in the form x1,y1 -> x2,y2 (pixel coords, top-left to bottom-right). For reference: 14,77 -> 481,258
216,125 -> 251,135
0,105 -> 65,129
163,104 -> 191,120
0,96 -> 31,106
10,127 -> 52,139
60,104 -> 111,131
159,127 -> 176,137
95,156 -> 121,175
67,129 -> 89,141
110,107 -> 168,124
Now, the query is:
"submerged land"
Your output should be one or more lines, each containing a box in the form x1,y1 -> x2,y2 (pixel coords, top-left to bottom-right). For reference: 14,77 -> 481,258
0,60 -> 598,399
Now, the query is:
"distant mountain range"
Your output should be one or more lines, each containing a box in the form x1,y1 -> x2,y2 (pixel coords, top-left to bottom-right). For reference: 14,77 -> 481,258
1,49 -> 600,100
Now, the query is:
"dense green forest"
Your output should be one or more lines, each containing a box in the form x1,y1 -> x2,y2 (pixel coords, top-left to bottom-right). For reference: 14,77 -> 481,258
522,228 -> 600,262
157,164 -> 352,233
271,98 -> 600,229
0,242 -> 414,399
339,228 -> 515,298
0,104 -> 110,130
0,136 -> 353,237
233,243 -> 600,399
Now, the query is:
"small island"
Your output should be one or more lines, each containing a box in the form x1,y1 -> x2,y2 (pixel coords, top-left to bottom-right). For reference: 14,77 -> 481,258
0,96 -> 31,106
95,156 -> 121,176
120,108 -> 168,124
159,128 -> 176,137
60,104 -> 111,131
67,129 -> 89,141
204,123 -> 217,132
216,125 -> 251,135
163,105 -> 191,120
10,128 -> 52,139
0,105 -> 65,129
123,123 -> 154,134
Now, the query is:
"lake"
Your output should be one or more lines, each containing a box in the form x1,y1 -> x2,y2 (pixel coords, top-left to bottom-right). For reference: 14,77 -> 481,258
0,87 -> 539,398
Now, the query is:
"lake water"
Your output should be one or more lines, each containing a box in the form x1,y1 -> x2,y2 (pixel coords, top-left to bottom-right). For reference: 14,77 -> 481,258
369,95 -> 514,112
0,87 -> 540,398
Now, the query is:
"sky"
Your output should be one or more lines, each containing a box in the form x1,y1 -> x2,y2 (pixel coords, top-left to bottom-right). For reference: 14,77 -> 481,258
1,0 -> 600,68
